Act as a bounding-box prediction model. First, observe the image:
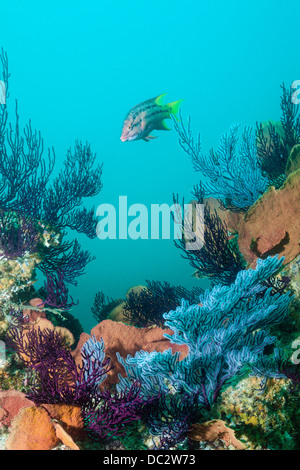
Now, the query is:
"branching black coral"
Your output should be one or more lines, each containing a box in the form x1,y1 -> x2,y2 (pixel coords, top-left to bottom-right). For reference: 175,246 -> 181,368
38,237 -> 95,286
172,191 -> 246,286
0,49 -> 103,287
256,121 -> 288,182
256,83 -> 300,185
41,141 -> 103,232
143,393 -> 202,450
0,211 -> 40,259
91,291 -> 124,323
123,280 -> 203,328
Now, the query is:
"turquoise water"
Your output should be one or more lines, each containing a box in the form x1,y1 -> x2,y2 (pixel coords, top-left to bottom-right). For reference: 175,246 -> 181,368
1,0 -> 299,332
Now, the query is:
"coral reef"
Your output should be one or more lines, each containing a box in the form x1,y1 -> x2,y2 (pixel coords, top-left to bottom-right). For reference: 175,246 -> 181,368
256,84 -> 300,186
219,376 -> 299,449
7,324 -> 109,405
123,280 -> 203,327
0,51 -> 299,451
236,170 -> 300,268
0,49 -> 103,302
174,114 -> 268,211
173,191 -> 246,285
188,420 -> 245,450
117,257 -> 293,408
0,256 -> 299,450
73,319 -> 188,387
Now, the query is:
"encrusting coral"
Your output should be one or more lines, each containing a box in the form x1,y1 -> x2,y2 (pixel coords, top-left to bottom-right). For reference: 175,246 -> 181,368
218,376 -> 299,450
0,212 -> 60,330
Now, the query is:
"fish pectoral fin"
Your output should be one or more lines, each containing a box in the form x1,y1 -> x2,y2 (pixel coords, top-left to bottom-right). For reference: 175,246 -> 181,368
143,135 -> 157,141
156,119 -> 171,131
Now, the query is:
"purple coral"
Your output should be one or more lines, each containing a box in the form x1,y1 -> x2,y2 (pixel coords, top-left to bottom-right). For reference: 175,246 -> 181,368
7,324 -> 155,440
6,327 -> 111,405
82,384 -> 153,441
0,212 -> 39,259
43,269 -> 78,310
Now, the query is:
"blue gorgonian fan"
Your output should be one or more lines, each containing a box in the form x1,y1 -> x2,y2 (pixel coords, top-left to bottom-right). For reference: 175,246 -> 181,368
174,113 -> 268,211
117,256 -> 293,409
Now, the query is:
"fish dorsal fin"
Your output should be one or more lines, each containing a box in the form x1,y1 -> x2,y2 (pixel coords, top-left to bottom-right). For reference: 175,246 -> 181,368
155,93 -> 167,106
156,119 -> 171,131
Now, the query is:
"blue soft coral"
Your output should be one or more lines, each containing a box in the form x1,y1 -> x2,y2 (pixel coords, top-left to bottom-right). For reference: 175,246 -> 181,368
174,114 -> 268,211
117,256 -> 293,409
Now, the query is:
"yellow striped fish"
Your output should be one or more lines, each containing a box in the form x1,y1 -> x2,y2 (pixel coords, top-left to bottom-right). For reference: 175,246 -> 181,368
120,94 -> 183,142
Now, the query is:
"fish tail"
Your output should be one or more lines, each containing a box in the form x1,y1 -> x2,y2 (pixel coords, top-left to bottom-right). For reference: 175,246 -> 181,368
168,99 -> 183,120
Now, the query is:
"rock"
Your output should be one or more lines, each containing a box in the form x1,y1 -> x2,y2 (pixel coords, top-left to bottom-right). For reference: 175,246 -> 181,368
188,419 -> 245,450
5,403 -> 86,450
72,319 -> 189,387
125,285 -> 147,298
204,197 -> 242,233
0,407 -> 6,423
0,390 -> 35,428
5,406 -> 58,450
108,301 -> 127,322
42,404 -> 86,440
52,420 -> 80,450
286,144 -> 300,176
107,286 -> 149,323
237,170 -> 300,267
203,169 -> 300,269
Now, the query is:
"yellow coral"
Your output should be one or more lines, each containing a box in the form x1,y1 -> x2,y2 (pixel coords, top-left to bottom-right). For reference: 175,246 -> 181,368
219,376 -> 296,449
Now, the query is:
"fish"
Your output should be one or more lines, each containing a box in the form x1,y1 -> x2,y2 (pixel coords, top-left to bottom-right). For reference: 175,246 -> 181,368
120,94 -> 183,142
